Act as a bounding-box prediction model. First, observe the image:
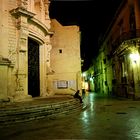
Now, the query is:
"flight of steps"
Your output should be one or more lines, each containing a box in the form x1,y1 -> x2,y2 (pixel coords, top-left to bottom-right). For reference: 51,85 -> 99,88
0,98 -> 83,127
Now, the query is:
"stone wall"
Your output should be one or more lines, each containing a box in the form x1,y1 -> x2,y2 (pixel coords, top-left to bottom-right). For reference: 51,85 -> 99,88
50,19 -> 82,95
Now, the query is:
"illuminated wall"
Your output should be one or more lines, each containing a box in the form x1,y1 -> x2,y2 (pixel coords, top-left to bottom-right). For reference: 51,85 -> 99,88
0,0 -> 52,101
49,19 -> 82,95
94,0 -> 140,98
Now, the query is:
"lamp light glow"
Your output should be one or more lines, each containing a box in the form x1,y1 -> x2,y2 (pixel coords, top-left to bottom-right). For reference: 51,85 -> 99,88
82,73 -> 86,77
130,53 -> 140,62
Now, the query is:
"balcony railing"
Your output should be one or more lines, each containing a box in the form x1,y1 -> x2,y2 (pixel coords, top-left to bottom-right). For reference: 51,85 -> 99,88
112,29 -> 140,52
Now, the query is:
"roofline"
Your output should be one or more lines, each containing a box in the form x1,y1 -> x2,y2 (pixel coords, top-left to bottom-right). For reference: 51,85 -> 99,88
99,0 -> 127,46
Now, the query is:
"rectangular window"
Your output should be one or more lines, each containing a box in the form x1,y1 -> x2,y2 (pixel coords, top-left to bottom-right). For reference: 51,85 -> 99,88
59,49 -> 62,53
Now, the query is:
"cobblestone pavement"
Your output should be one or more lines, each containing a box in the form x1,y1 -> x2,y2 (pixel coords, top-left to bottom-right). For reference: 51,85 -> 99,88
1,92 -> 140,140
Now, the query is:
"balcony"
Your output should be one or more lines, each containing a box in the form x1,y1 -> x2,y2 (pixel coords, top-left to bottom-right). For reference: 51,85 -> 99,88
112,29 -> 140,53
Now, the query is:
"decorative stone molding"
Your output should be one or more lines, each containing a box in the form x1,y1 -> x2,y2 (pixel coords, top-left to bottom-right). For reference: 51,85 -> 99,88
44,0 -> 50,20
17,0 -> 29,10
8,47 -> 17,65
9,7 -> 30,96
10,7 -> 35,32
29,17 -> 53,36
28,17 -> 53,46
15,74 -> 24,92
10,7 -> 35,19
46,43 -> 52,51
113,39 -> 139,56
0,56 -> 12,66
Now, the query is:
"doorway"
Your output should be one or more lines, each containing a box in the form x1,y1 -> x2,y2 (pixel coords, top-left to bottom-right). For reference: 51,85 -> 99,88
28,38 -> 40,97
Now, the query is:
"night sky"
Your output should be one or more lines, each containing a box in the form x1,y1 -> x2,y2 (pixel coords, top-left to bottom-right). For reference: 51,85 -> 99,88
49,0 -> 122,71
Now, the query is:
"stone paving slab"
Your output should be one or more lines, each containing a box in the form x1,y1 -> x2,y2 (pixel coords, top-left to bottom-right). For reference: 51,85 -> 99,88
1,92 -> 140,140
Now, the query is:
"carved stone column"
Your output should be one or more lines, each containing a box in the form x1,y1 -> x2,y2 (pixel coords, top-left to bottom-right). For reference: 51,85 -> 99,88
40,38 -> 53,97
46,41 -> 55,96
10,7 -> 35,100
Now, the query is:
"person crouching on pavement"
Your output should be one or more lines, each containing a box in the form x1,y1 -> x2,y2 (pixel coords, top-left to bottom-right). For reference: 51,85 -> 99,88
74,90 -> 83,103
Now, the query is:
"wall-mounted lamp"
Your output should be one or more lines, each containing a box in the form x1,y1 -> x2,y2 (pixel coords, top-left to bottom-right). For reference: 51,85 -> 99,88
130,53 -> 140,62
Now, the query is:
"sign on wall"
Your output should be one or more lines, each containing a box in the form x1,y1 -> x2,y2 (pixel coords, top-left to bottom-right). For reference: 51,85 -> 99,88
57,80 -> 68,89
53,80 -> 76,89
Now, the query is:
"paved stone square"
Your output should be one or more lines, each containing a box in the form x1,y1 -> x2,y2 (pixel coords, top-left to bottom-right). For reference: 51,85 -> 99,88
1,92 -> 140,140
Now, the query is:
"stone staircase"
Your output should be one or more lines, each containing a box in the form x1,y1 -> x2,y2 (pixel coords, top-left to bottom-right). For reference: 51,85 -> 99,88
0,98 -> 83,127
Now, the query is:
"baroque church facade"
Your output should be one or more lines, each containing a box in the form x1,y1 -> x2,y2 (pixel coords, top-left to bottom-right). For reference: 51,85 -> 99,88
0,0 -> 81,101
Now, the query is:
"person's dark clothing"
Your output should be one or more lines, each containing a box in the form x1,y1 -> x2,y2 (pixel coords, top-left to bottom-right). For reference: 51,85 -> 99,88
74,90 -> 83,103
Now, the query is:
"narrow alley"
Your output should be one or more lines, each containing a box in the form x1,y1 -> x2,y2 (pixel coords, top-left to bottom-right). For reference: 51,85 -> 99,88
1,92 -> 140,140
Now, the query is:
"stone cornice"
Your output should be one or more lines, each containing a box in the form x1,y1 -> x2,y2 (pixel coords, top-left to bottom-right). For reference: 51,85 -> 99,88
10,7 -> 35,18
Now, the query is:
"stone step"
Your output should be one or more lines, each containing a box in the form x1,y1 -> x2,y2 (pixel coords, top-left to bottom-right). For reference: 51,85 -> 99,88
0,98 -> 83,127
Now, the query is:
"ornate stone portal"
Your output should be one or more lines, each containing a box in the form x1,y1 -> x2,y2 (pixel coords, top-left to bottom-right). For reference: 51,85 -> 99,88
0,0 -> 53,102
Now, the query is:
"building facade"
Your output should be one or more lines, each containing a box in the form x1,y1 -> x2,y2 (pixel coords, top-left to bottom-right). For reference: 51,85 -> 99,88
0,0 -> 53,101
49,19 -> 82,95
0,0 -> 82,102
94,0 -> 140,99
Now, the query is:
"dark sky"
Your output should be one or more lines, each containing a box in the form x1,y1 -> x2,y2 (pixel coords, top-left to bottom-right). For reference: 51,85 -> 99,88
49,0 -> 122,71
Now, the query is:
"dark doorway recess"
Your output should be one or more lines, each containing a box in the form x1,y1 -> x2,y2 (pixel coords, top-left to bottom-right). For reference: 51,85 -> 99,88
28,38 -> 40,97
